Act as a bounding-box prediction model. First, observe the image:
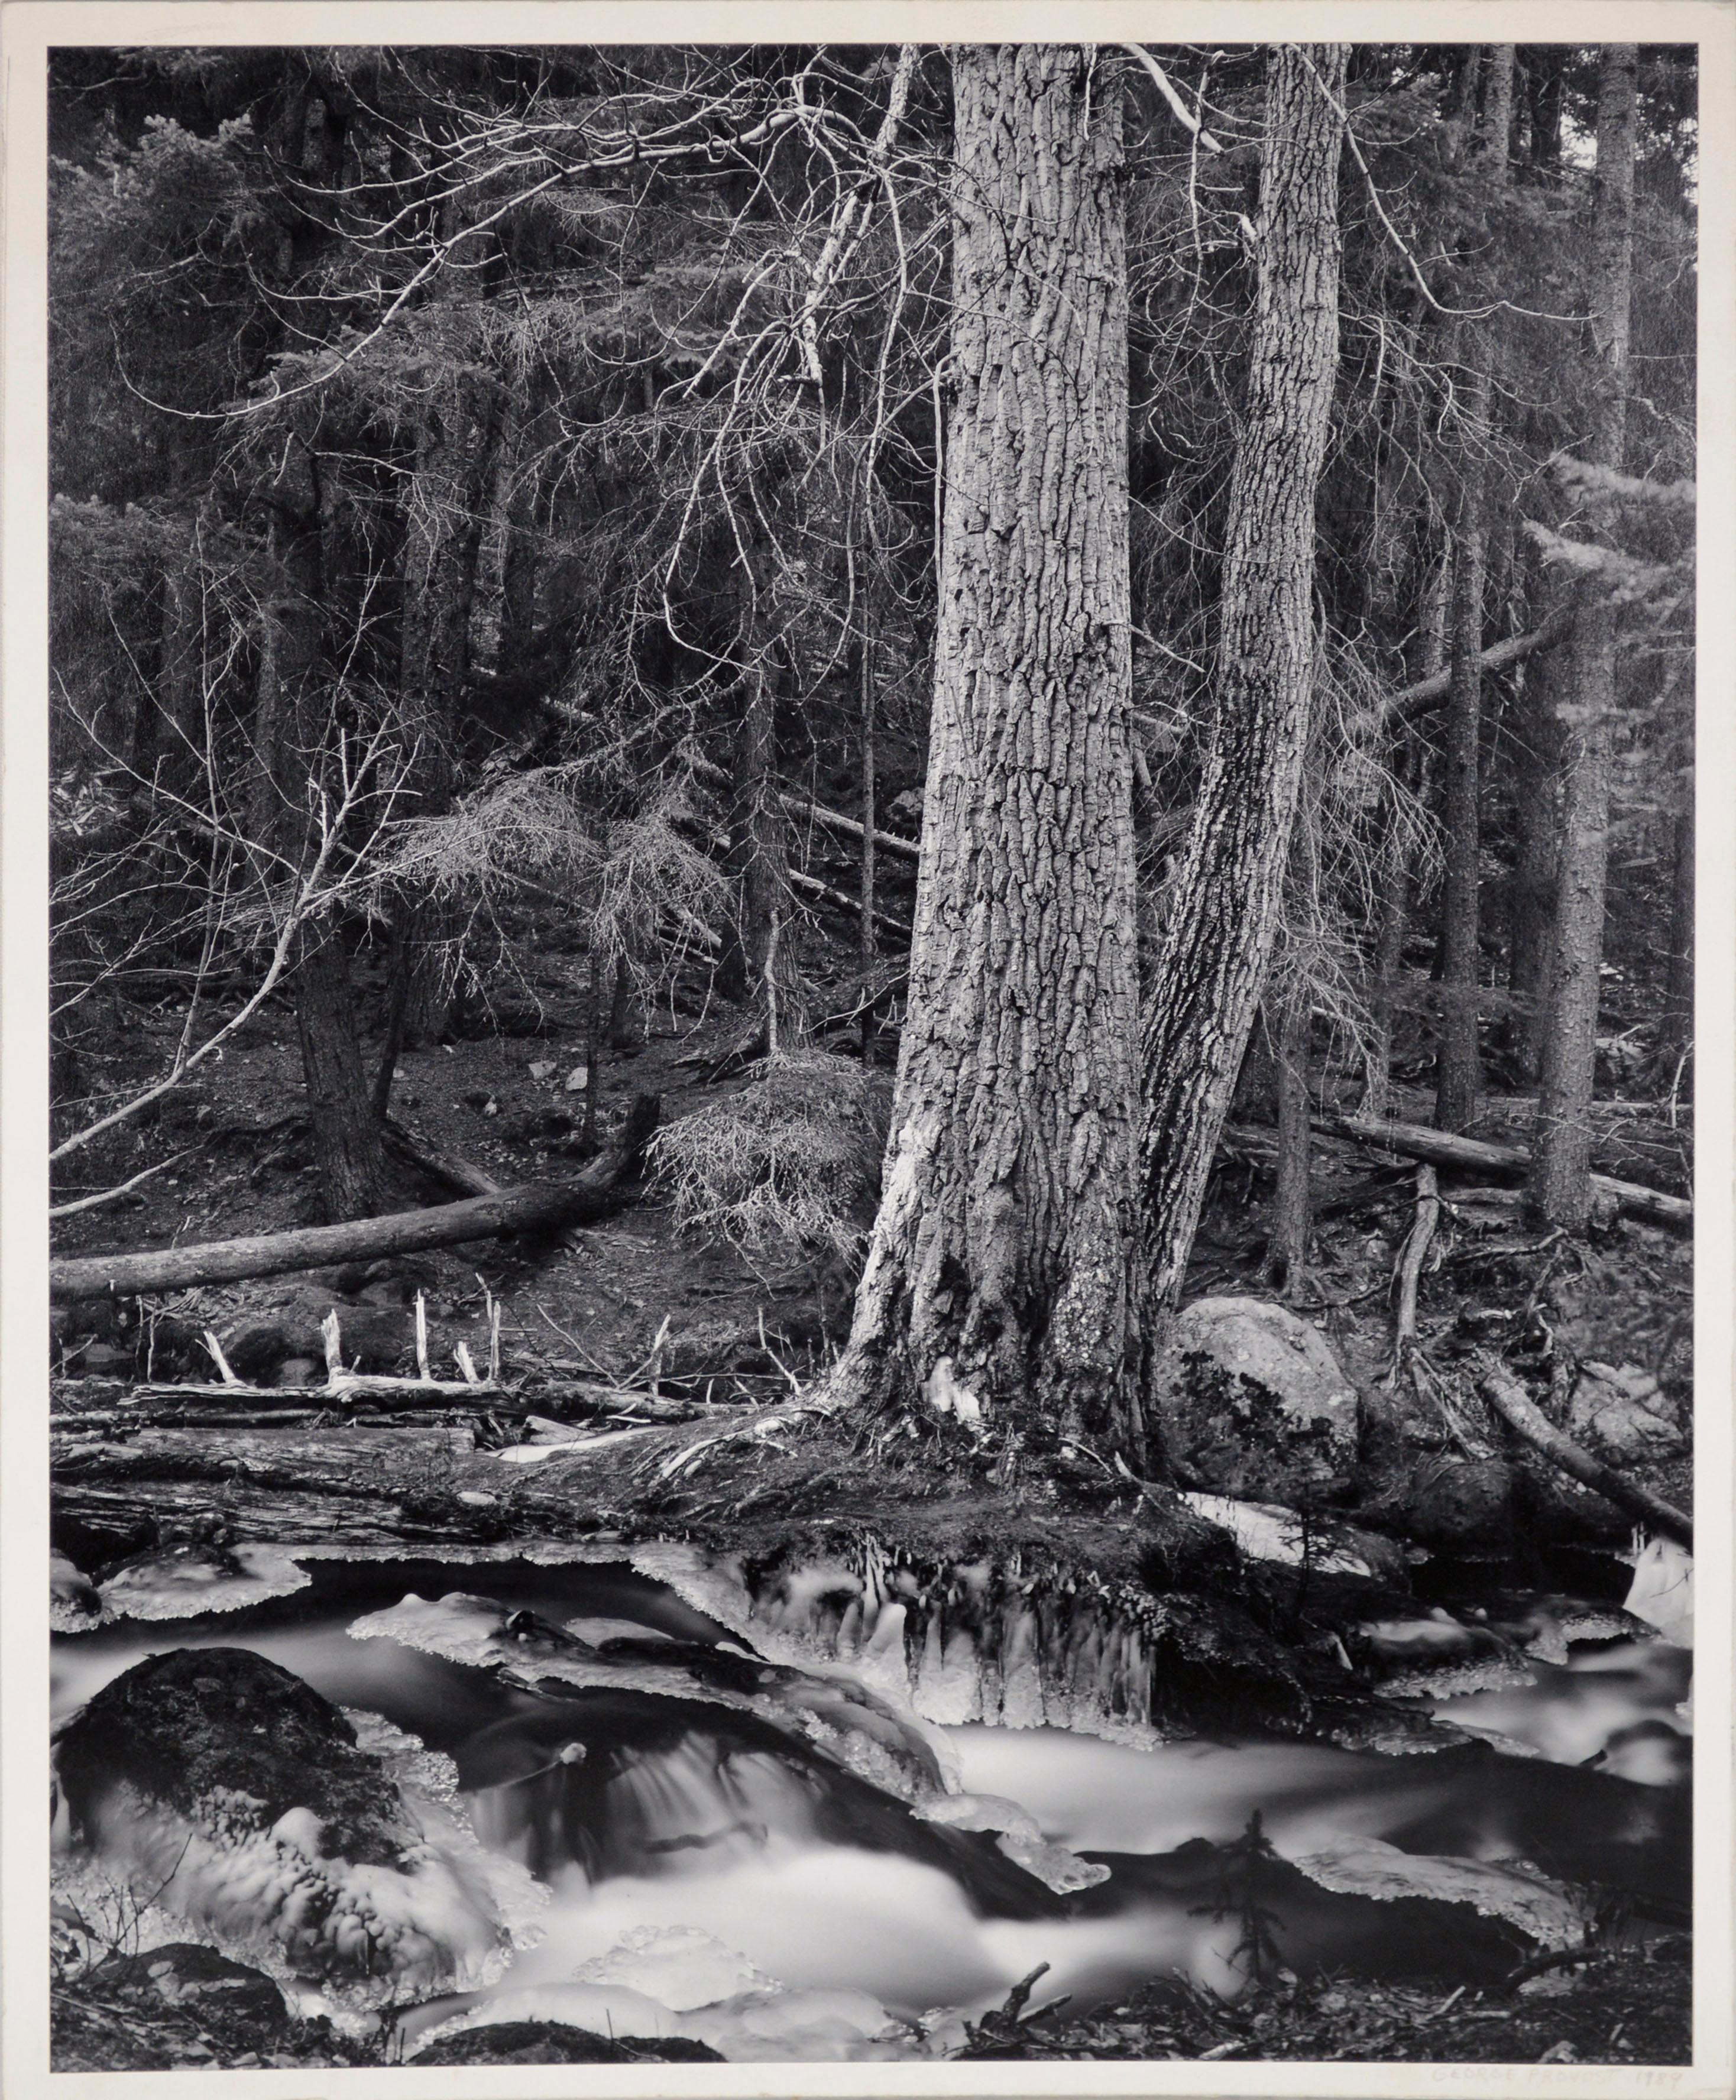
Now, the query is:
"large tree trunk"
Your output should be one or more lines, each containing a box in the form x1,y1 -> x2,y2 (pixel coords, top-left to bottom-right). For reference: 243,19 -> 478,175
1139,44 -> 1347,1331
1434,46 -> 1513,1134
834,44 -> 1141,1453
1531,46 -> 1637,1226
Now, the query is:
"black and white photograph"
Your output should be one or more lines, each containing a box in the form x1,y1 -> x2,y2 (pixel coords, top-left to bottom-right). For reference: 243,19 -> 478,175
2,11 -> 1729,2093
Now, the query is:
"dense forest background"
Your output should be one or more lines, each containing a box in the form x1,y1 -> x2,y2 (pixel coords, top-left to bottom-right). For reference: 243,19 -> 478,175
46,41 -> 1695,1435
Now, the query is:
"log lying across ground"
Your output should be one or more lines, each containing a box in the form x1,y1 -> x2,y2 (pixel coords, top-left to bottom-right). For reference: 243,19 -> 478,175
1390,607 -> 1573,722
1315,1111 -> 1691,1230
50,1096 -> 659,1303
1475,1352 -> 1693,1550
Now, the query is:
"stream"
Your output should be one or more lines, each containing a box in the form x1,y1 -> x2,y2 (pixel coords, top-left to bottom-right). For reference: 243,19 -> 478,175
50,1549 -> 1693,2063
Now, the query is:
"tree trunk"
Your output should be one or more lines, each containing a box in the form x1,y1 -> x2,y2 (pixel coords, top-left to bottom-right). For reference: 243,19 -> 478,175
1264,989 -> 1313,1294
1531,46 -> 1637,1227
1140,44 -> 1347,1330
717,659 -> 801,1043
1660,792 -> 1693,1070
1366,532 -> 1447,1116
1434,45 -> 1512,1134
1434,487 -> 1489,1128
1504,594 -> 1566,1078
271,442 -> 390,1220
293,911 -> 390,1220
859,595 -> 878,979
835,44 -> 1141,1453
396,370 -> 494,1043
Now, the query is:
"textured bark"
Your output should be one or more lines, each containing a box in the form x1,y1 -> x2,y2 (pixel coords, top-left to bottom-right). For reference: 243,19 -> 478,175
293,914 -> 388,1220
1264,989 -> 1313,1294
1531,47 -> 1637,1226
269,446 -> 390,1220
396,368 -> 494,1043
1434,46 -> 1513,1134
836,46 -> 1141,1451
1504,593 -> 1566,1078
1660,795 -> 1693,1068
1140,45 -> 1346,1328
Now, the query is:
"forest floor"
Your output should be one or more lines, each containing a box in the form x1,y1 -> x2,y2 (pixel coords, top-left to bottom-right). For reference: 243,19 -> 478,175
47,923 -> 1697,2070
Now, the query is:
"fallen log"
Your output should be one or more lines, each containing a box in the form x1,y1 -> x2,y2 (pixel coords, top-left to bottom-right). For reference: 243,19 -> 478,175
689,753 -> 921,865
1314,1111 -> 1690,1230
1391,607 -> 1573,722
50,1096 -> 659,1303
1474,1352 -> 1693,1551
787,866 -> 913,941
382,1120 -> 503,1199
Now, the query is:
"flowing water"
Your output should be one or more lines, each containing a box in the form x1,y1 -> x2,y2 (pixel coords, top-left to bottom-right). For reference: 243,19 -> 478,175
50,1551 -> 1692,2060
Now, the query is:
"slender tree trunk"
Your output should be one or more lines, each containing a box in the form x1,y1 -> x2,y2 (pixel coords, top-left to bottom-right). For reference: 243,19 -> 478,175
271,443 -> 389,1220
1531,46 -> 1637,1226
608,953 -> 636,1052
396,370 -> 493,1043
1140,44 -> 1347,1331
1365,533 -> 1446,1117
835,44 -> 1141,1453
1434,45 -> 1512,1133
1264,986 -> 1313,1294
859,598 -> 877,978
1434,480 -> 1489,1127
717,659 -> 801,1043
1504,595 -> 1566,1078
1660,792 -> 1694,1070
294,916 -> 388,1219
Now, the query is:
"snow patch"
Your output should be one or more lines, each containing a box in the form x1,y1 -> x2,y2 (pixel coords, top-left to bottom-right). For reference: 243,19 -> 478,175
1182,1492 -> 1374,1576
1624,1537 -> 1693,1647
1291,1836 -> 1585,1949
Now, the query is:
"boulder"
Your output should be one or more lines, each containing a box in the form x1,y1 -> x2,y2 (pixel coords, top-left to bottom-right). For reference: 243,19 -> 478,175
1567,1362 -> 1685,1462
219,1292 -> 410,1380
1395,1457 -> 1517,1553
413,2021 -> 724,2066
82,1945 -> 289,2041
54,1648 -> 519,1996
1151,1297 -> 1361,1503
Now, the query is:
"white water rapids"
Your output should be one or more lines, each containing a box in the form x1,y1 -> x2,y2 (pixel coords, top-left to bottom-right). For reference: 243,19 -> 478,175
50,1550 -> 1692,2062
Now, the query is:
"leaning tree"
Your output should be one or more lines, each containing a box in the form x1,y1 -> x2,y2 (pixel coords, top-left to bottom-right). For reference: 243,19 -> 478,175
1139,44 -> 1348,1337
